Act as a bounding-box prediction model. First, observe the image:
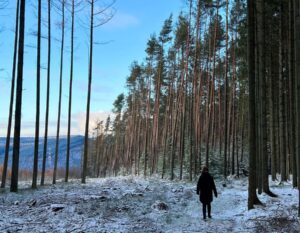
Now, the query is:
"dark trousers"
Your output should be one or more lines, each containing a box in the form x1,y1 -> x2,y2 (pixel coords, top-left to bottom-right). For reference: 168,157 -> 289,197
202,203 -> 211,219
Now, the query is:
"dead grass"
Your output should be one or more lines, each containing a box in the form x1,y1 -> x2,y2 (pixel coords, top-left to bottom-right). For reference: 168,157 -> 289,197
0,165 -> 81,185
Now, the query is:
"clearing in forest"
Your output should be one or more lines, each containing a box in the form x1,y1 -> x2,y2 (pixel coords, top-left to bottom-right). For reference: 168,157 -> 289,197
0,176 -> 299,233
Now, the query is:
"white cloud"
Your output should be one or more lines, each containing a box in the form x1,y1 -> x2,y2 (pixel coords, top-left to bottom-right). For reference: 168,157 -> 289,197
72,111 -> 113,136
103,12 -> 140,29
0,111 -> 113,137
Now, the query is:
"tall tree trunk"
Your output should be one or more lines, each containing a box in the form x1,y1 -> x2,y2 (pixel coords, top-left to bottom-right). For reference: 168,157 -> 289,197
66,0 -> 75,182
293,0 -> 300,217
137,118 -> 141,175
231,35 -> 237,175
257,0 -> 275,196
151,50 -> 163,175
170,107 -> 179,180
82,0 -> 94,183
10,0 -> 26,193
280,1 -> 288,182
32,0 -> 41,189
171,62 -> 181,180
162,61 -> 175,178
179,2 -> 191,179
248,0 -> 261,209
289,0 -> 297,188
255,23 -> 262,194
144,73 -> 151,177
231,85 -> 236,175
269,51 -> 276,181
1,0 -> 19,188
41,0 -> 51,186
218,49 -> 223,160
224,0 -> 229,179
53,0 -> 65,184
191,0 -> 201,180
205,74 -> 214,168
179,93 -> 186,180
240,109 -> 245,164
270,43 -> 279,180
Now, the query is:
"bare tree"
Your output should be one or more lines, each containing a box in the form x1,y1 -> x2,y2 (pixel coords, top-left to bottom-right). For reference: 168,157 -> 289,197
65,0 -> 75,183
1,0 -> 19,189
10,0 -> 26,193
53,0 -> 65,184
82,0 -> 115,183
41,0 -> 52,186
32,0 -> 42,189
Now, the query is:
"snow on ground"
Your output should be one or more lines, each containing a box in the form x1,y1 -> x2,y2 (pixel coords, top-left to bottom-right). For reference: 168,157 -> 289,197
0,176 -> 299,233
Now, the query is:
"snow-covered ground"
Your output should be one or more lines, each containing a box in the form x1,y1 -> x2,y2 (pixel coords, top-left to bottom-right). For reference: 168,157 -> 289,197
0,176 -> 299,233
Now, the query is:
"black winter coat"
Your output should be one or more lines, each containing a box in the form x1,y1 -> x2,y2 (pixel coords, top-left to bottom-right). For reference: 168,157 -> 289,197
196,172 -> 217,204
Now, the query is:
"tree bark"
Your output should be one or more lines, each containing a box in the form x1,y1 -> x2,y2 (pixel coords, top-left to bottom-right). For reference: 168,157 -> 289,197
289,0 -> 297,188
279,1 -> 288,182
10,0 -> 26,193
293,0 -> 300,217
224,0 -> 229,179
53,0 -> 65,185
41,0 -> 51,186
32,0 -> 41,189
1,0 -> 19,188
66,0 -> 75,182
248,0 -> 261,209
82,0 -> 94,183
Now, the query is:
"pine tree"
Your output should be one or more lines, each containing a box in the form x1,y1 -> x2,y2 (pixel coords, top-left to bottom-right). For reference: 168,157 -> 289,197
41,0 -> 52,186
66,0 -> 75,183
293,0 -> 300,217
82,0 -> 115,183
1,0 -> 19,188
32,0 -> 42,189
10,0 -> 26,193
53,0 -> 65,185
248,0 -> 259,209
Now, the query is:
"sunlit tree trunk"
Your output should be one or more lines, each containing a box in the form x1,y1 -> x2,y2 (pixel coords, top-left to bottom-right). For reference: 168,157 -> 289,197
150,56 -> 162,175
144,72 -> 151,177
162,56 -> 175,179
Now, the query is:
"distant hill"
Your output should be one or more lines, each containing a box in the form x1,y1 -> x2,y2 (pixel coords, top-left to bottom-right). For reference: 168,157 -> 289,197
0,136 -> 84,169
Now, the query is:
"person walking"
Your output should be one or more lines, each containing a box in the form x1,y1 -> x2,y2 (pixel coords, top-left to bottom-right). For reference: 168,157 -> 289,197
196,166 -> 218,220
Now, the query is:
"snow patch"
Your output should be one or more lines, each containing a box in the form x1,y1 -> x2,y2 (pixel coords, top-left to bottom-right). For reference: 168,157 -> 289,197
0,176 -> 298,232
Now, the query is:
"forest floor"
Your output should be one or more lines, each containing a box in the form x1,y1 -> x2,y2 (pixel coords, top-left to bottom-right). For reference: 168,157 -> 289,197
0,175 -> 299,233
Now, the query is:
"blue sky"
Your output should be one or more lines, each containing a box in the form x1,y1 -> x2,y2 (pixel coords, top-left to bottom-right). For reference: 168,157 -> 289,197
0,0 -> 185,137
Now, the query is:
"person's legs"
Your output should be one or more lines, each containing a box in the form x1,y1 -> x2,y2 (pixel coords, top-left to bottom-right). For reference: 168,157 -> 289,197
208,203 -> 211,218
202,204 -> 207,219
